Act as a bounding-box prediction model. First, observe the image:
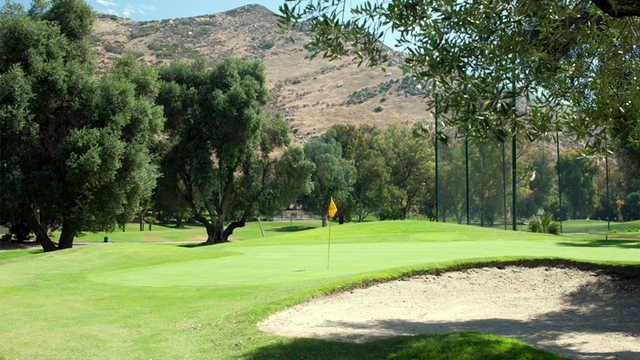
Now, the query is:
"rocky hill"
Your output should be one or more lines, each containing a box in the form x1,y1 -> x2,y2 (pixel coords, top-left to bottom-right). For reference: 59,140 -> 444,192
92,4 -> 430,141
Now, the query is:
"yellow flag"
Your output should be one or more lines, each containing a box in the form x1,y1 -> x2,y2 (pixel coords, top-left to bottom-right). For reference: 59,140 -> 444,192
327,197 -> 338,219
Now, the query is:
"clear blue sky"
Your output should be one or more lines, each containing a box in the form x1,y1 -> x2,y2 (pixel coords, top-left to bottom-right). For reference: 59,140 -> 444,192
15,1 -> 285,20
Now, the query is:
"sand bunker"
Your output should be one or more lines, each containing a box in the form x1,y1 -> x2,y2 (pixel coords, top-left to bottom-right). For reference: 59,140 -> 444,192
259,265 -> 640,359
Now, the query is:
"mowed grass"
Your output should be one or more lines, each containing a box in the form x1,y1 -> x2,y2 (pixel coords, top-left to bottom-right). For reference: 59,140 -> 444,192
1,220 -> 639,359
561,219 -> 640,233
72,220 -> 321,243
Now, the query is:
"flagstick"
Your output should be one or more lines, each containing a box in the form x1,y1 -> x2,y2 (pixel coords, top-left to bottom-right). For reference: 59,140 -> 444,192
327,217 -> 331,270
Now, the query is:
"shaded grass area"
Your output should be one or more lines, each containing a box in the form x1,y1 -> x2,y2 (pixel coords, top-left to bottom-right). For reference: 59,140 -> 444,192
1,220 -> 639,359
72,220 -> 321,244
481,219 -> 640,234
245,333 -> 564,360
558,238 -> 640,249
560,219 -> 640,233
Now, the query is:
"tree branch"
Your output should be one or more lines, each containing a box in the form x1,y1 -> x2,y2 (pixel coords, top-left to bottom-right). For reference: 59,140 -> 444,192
592,0 -> 640,17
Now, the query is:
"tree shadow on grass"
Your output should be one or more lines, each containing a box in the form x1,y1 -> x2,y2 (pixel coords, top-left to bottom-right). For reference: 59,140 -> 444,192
271,226 -> 317,233
243,332 -> 563,360
557,239 -> 640,249
177,242 -> 209,248
0,241 -> 40,251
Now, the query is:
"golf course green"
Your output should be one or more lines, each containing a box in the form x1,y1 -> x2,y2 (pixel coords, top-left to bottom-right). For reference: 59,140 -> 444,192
1,220 -> 638,359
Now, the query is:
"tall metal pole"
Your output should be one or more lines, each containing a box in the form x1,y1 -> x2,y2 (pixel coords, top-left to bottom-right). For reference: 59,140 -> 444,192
465,135 -> 471,225
512,132 -> 517,230
434,91 -> 440,222
511,73 -> 517,231
502,141 -> 508,230
556,129 -> 563,233
463,83 -> 471,226
605,144 -> 611,234
510,11 -> 518,232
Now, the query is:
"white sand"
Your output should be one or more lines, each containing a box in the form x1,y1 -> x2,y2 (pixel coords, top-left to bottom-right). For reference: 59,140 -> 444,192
259,266 -> 640,359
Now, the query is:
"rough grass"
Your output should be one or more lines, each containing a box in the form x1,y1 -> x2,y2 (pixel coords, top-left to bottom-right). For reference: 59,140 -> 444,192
246,333 -> 565,360
1,220 -> 638,359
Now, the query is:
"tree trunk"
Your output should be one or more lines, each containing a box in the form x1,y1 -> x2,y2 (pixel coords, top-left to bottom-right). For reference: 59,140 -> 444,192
222,220 -> 245,240
25,209 -> 58,252
205,218 -> 246,244
205,220 -> 223,244
58,223 -> 75,249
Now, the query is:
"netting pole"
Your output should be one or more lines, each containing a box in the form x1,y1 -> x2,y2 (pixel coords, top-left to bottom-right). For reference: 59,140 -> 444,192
434,91 -> 440,222
465,134 -> 471,225
605,142 -> 611,236
502,141 -> 507,230
512,132 -> 517,230
510,62 -> 518,231
556,129 -> 563,233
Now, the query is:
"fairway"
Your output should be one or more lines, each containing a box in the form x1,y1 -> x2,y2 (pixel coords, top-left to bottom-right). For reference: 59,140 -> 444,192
1,220 -> 639,359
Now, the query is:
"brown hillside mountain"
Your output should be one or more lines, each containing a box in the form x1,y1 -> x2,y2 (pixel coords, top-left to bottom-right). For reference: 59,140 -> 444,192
92,4 -> 431,141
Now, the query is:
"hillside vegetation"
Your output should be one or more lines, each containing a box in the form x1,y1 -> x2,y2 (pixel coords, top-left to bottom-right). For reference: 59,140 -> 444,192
92,5 -> 429,141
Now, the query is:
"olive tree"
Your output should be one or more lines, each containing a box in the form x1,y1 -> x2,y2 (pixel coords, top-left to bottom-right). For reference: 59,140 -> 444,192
0,0 -> 164,251
156,60 -> 313,244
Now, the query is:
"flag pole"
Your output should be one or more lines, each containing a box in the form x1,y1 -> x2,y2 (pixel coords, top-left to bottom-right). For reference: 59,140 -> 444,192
327,217 -> 331,270
326,196 -> 337,270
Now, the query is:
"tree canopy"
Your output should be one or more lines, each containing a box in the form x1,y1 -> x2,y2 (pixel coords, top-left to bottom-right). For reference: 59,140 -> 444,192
302,128 -> 356,226
156,59 -> 313,243
280,0 -> 639,157
0,0 -> 164,251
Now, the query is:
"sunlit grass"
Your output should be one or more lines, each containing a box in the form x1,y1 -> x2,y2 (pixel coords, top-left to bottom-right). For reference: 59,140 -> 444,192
1,220 -> 637,359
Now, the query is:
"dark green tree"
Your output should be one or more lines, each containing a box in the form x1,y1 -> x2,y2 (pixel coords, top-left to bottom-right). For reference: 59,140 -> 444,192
516,149 -> 555,219
471,141 -> 504,226
153,139 -> 191,227
156,60 -> 313,243
378,125 -> 434,219
0,0 -> 164,251
622,192 -> 640,220
302,128 -> 356,226
559,152 -> 597,219
332,124 -> 393,222
439,140 -> 467,223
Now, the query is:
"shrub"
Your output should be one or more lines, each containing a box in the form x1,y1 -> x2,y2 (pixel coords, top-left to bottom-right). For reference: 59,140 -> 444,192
528,214 -> 560,235
396,75 -> 420,96
147,42 -> 200,60
373,105 -> 384,113
129,25 -> 158,39
548,222 -> 560,235
528,217 -> 541,233
258,40 -> 274,50
540,214 -> 553,233
104,41 -> 124,54
345,79 -> 398,105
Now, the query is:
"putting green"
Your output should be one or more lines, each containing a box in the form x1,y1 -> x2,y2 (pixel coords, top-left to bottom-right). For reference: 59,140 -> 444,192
89,238 -> 639,287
